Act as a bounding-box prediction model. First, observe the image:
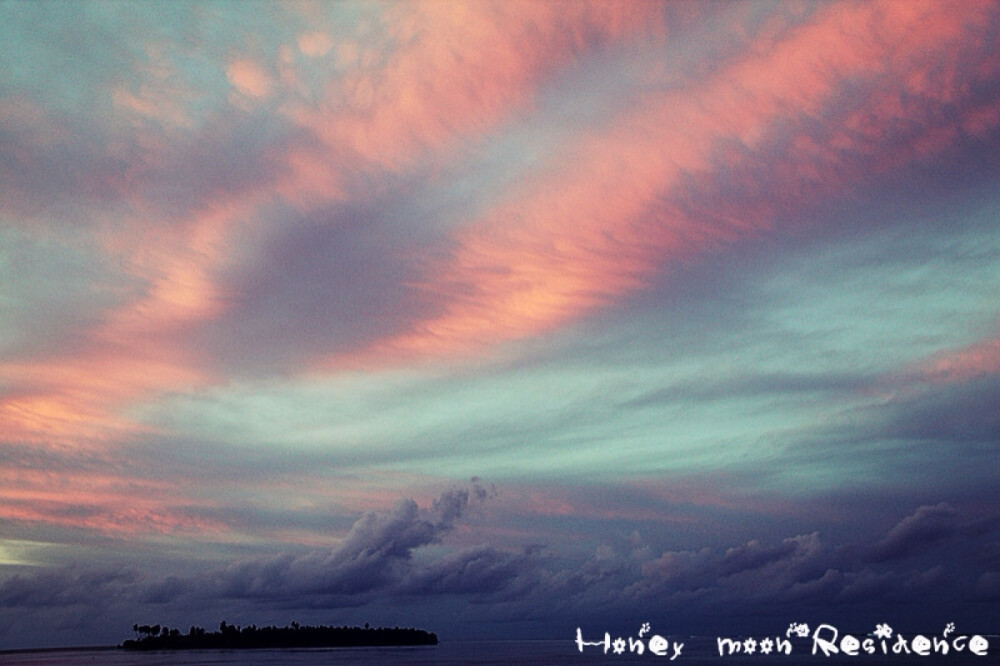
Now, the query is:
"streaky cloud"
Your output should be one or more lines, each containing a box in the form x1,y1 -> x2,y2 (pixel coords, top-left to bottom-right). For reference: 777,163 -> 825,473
342,0 -> 1000,365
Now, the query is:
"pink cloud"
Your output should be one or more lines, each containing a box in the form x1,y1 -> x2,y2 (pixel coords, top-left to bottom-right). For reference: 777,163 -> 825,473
0,466 -> 229,538
5,0 -> 998,455
226,58 -> 274,99
909,336 -> 1000,385
333,0 -> 1000,365
1,47 -> 298,451
287,1 -> 664,172
0,351 -> 203,448
298,31 -> 333,58
0,191 -> 273,449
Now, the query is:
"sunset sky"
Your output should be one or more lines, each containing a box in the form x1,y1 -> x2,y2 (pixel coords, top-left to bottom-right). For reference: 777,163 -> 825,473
1,0 -> 999,650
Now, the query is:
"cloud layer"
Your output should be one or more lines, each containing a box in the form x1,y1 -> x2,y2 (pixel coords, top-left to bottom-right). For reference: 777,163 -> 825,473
2,491 -> 997,647
1,0 -> 999,650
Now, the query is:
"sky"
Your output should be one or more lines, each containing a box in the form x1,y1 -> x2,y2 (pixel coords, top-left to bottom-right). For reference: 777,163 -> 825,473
1,0 -> 999,652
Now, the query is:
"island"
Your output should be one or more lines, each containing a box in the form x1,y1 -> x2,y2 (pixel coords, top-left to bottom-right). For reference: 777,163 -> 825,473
120,621 -> 438,650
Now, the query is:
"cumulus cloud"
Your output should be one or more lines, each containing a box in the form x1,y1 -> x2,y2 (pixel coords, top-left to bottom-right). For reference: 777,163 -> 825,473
867,503 -> 961,563
629,533 -> 828,604
399,544 -> 537,596
209,481 -> 498,600
2,495 -> 998,646
0,481 -> 520,645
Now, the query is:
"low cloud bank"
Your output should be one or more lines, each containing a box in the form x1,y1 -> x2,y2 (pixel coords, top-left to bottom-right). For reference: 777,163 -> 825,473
2,487 -> 997,648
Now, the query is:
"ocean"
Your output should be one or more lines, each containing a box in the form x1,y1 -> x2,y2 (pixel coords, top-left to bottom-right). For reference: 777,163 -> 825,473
1,637 -> 997,665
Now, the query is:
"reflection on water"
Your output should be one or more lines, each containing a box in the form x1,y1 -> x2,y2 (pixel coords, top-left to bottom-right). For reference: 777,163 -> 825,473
0,638 -> 996,665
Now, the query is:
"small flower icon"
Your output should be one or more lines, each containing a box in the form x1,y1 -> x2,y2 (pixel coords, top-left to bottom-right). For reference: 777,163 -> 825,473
743,638 -> 757,654
612,637 -> 626,654
874,624 -> 893,640
760,637 -> 774,654
787,622 -> 810,638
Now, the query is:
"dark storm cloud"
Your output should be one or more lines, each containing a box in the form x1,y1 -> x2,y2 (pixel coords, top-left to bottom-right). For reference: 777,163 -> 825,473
628,533 -> 828,602
2,493 -> 999,646
398,544 -> 539,596
556,499 -> 1000,630
0,483 -> 507,613
833,565 -> 949,605
719,537 -> 813,576
0,565 -> 139,608
0,482 -> 515,614
209,482 -> 494,600
867,503 -> 961,563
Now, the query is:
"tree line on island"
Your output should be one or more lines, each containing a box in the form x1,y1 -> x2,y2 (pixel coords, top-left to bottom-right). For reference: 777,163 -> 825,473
121,620 -> 438,650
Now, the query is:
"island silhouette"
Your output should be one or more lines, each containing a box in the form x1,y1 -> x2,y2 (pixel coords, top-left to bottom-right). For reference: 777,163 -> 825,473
120,620 -> 437,650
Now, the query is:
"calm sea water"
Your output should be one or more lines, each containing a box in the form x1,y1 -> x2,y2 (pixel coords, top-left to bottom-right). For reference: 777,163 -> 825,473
1,638 -> 997,665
